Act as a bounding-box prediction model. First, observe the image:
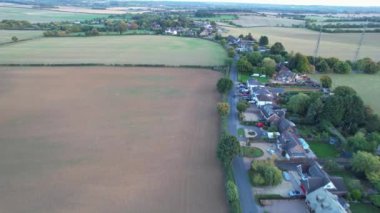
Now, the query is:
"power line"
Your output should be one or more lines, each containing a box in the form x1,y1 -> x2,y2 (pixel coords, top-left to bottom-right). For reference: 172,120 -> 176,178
353,20 -> 368,62
313,25 -> 322,65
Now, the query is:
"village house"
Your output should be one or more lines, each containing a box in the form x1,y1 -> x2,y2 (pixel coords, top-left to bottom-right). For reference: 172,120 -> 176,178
246,78 -> 264,90
305,187 -> 348,213
277,130 -> 316,160
273,66 -> 299,84
236,39 -> 254,53
227,35 -> 240,46
278,117 -> 296,133
300,161 -> 347,196
260,104 -> 286,123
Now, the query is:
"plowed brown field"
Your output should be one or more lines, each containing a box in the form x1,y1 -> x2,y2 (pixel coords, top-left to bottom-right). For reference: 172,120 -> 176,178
0,67 -> 227,213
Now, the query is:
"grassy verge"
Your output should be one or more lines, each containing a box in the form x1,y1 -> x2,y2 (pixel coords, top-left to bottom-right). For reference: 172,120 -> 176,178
237,128 -> 244,137
241,146 -> 264,158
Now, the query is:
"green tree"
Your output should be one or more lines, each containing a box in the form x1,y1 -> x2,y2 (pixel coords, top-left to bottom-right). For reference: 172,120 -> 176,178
118,20 -> 128,35
305,98 -> 324,124
262,57 -> 277,77
11,36 -> 18,42
247,52 -> 262,66
326,57 -> 340,68
217,102 -> 230,117
237,100 -> 249,113
259,35 -> 269,46
333,61 -> 352,74
249,160 -> 282,186
270,42 -> 285,55
320,75 -> 332,88
290,53 -> 313,73
356,58 -> 380,74
217,134 -> 240,166
237,57 -> 253,74
352,151 -> 380,174
226,181 -> 239,202
351,189 -> 362,201
334,86 -> 357,97
316,59 -> 330,73
287,93 -> 311,116
347,132 -> 378,153
220,39 -> 226,46
216,78 -> 233,94
228,48 -> 235,58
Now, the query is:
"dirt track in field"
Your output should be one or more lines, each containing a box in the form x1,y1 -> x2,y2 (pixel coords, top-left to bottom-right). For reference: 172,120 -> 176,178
0,67 -> 227,213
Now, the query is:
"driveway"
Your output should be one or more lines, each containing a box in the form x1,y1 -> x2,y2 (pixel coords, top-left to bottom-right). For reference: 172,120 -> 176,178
262,200 -> 307,213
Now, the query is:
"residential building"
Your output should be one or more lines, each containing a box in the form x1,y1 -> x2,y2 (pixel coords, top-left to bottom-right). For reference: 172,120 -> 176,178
305,187 -> 347,213
246,78 -> 264,90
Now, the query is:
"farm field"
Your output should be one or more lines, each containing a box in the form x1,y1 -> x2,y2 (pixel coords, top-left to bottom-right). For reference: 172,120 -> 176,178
310,73 -> 380,114
0,6 -> 107,22
0,35 -> 227,66
0,30 -> 43,44
233,15 -> 305,27
221,26 -> 380,61
0,66 -> 228,213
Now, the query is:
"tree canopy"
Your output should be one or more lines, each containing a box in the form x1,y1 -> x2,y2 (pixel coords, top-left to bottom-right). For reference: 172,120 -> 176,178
270,42 -> 285,55
320,75 -> 332,88
249,160 -> 282,186
287,93 -> 311,116
217,134 -> 240,166
259,36 -> 269,46
217,78 -> 233,94
217,102 -> 230,117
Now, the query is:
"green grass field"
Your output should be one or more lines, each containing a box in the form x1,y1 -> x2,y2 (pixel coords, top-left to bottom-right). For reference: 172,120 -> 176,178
0,35 -> 227,66
0,30 -> 43,44
221,26 -> 380,61
310,73 -> 380,114
350,203 -> 380,213
193,14 -> 236,21
0,6 -> 107,23
241,146 -> 264,158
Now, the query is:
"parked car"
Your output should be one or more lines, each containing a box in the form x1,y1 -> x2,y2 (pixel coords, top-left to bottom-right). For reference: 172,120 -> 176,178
256,122 -> 265,128
282,171 -> 291,181
288,190 -> 301,197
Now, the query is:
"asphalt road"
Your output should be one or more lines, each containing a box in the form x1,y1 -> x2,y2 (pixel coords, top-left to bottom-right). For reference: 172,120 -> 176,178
228,55 -> 261,213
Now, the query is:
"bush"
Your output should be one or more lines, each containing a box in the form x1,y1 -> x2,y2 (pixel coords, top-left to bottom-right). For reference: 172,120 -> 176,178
249,160 -> 282,186
217,102 -> 230,117
237,100 -> 249,113
370,195 -> 380,208
351,189 -> 362,201
217,78 -> 233,94
226,181 -> 239,202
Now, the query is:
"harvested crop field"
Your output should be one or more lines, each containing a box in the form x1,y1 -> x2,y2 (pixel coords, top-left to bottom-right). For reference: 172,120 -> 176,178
0,35 -> 227,66
0,66 -> 228,213
221,26 -> 380,61
0,30 -> 43,44
233,15 -> 305,27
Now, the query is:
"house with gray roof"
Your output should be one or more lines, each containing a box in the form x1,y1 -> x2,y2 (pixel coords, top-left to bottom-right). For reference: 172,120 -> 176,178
305,187 -> 348,213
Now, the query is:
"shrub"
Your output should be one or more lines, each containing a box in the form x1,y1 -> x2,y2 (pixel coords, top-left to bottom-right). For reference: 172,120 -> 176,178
370,195 -> 380,208
249,160 -> 282,186
226,181 -> 239,202
217,102 -> 230,117
217,78 -> 233,94
351,189 -> 362,201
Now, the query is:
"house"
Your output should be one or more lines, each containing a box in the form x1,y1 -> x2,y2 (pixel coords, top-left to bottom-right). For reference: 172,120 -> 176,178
277,117 -> 296,133
227,35 -> 240,45
253,94 -> 273,106
165,28 -> 178,35
300,161 -> 347,196
278,131 -> 308,159
236,39 -> 254,52
274,66 -> 298,84
246,78 -> 264,90
305,187 -> 348,213
260,104 -> 286,123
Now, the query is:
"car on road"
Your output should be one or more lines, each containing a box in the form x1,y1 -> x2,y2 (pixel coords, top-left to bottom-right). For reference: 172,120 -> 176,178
282,171 -> 291,181
288,190 -> 301,197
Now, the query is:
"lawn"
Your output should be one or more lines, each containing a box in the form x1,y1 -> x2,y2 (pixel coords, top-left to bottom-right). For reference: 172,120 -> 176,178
221,26 -> 380,61
0,6 -> 108,23
308,141 -> 340,158
310,73 -> 380,115
350,203 -> 380,213
0,35 -> 227,66
238,72 -> 269,83
238,128 -> 245,137
0,30 -> 43,44
241,146 -> 264,158
0,66 -> 228,213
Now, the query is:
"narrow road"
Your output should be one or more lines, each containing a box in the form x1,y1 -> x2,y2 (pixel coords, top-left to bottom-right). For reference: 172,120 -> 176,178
228,55 -> 260,213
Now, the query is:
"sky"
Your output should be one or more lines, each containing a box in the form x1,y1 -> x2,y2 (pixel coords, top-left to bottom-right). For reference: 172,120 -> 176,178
167,0 -> 380,7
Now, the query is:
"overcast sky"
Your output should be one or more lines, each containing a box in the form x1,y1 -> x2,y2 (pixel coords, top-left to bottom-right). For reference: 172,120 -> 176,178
174,0 -> 380,7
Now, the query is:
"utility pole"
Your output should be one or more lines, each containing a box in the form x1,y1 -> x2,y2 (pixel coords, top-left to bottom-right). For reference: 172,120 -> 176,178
313,26 -> 322,65
353,20 -> 368,62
